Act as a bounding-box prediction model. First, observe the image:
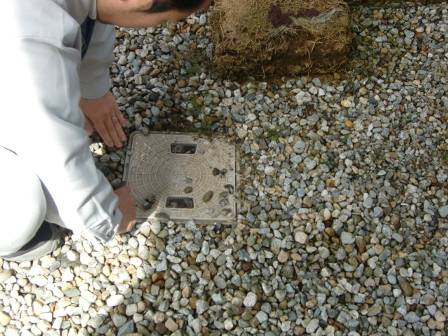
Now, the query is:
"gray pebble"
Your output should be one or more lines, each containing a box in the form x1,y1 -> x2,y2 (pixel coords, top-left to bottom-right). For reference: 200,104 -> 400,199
438,205 -> 448,218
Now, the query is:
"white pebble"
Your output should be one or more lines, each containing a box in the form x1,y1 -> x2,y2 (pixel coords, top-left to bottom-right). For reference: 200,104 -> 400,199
323,209 -> 331,221
150,219 -> 161,235
165,318 -> 178,332
224,319 -> 234,330
278,250 -> 289,263
434,311 -> 445,322
39,312 -> 53,322
5,328 -> 19,336
125,304 -> 137,316
66,250 -> 79,262
80,290 -> 97,303
155,259 -> 167,272
129,257 -> 142,267
243,292 -> 257,308
30,276 -> 47,287
79,252 -> 93,265
0,271 -> 13,283
106,294 -> 124,307
139,223 -> 151,236
199,14 -> 207,26
153,312 -> 165,323
190,319 -> 201,333
306,319 -> 319,333
294,231 -> 308,244
264,166 -> 276,176
0,311 -> 11,326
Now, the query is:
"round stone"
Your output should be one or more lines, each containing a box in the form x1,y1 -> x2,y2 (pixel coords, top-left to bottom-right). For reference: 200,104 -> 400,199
341,232 -> 355,245
243,292 -> 257,308
129,257 -> 143,267
214,275 -> 227,289
264,166 -> 276,176
112,314 -> 127,328
256,311 -> 269,323
278,250 -> 289,263
224,319 -> 234,330
66,250 -> 79,262
323,209 -> 331,220
150,219 -> 162,235
0,311 -> 11,326
404,312 -> 420,323
126,304 -> 138,316
196,300 -> 208,315
165,318 -> 178,332
294,231 -> 307,244
363,197 -> 374,209
306,319 -> 319,333
107,295 -> 125,307
293,141 -> 306,153
434,311 -> 445,322
0,271 -> 12,283
341,99 -> 351,108
438,205 -> 448,218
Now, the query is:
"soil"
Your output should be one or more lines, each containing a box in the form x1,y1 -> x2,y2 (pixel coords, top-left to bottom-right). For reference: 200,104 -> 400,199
210,0 -> 352,79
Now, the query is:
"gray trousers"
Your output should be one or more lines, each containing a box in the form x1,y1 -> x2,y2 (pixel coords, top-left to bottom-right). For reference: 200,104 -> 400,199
0,146 -> 64,256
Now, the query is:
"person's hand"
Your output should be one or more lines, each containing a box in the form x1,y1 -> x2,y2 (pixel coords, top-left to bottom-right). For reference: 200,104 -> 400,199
114,186 -> 137,234
80,92 -> 127,148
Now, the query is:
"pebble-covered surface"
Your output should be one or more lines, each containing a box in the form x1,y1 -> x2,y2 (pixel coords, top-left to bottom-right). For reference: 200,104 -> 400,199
1,3 -> 448,336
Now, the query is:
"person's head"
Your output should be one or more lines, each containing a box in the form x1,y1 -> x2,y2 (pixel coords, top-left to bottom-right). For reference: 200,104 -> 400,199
97,0 -> 211,28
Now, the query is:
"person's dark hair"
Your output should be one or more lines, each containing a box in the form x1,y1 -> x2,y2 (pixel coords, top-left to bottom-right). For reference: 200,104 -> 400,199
146,0 -> 205,13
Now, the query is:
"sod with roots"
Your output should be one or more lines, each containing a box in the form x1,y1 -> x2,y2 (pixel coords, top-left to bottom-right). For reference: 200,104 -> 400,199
210,0 -> 352,78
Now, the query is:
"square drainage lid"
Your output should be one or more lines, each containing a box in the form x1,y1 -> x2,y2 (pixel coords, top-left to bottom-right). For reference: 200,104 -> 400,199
123,132 -> 237,224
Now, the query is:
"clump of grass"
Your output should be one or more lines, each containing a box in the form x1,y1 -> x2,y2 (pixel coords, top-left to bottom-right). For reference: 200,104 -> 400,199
371,148 -> 385,163
267,129 -> 281,141
189,97 -> 203,112
441,150 -> 448,165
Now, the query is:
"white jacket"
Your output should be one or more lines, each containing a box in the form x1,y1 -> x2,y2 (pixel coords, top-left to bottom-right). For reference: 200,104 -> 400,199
0,0 -> 122,241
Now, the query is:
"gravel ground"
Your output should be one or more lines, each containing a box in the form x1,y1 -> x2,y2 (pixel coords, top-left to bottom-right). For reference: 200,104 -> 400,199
1,3 -> 448,336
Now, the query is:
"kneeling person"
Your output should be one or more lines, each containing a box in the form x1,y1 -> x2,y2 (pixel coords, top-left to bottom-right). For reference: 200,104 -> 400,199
0,0 -> 210,262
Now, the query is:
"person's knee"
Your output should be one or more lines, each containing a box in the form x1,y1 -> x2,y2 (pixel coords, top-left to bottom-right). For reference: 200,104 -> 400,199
0,148 -> 47,255
12,190 -> 47,250
0,187 -> 47,255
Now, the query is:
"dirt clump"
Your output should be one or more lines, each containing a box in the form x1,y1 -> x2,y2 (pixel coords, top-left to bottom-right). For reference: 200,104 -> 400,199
210,0 -> 352,78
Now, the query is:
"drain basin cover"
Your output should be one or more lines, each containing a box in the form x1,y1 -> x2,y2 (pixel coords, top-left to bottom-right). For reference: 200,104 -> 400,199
123,132 -> 237,224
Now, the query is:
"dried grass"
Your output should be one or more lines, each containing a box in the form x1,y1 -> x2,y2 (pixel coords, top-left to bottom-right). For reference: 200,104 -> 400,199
210,0 -> 352,79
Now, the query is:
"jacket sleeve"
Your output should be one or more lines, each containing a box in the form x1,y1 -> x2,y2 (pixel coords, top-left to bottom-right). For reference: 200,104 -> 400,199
79,22 -> 115,99
6,37 -> 122,242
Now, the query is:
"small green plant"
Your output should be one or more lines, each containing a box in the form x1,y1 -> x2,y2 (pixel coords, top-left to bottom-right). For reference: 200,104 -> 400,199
195,115 -> 216,138
267,129 -> 280,141
442,150 -> 448,165
185,62 -> 201,76
371,148 -> 385,163
189,97 -> 202,112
